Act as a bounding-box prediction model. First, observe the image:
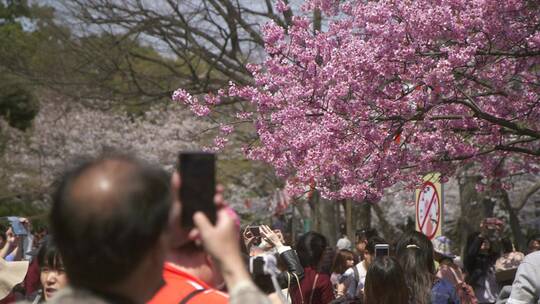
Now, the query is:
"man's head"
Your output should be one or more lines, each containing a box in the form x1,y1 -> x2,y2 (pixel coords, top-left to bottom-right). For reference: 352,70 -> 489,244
170,241 -> 224,288
50,153 -> 172,301
363,236 -> 387,267
355,228 -> 378,256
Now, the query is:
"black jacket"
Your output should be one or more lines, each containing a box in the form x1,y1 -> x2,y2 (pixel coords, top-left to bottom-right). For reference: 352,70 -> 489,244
252,248 -> 305,294
277,249 -> 305,288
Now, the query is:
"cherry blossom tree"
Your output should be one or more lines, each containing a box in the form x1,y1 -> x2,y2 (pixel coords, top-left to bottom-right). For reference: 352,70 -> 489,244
174,0 -> 540,201
0,92 -> 209,199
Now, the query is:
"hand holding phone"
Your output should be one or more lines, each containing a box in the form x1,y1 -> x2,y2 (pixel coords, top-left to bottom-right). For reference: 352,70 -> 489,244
7,217 -> 28,236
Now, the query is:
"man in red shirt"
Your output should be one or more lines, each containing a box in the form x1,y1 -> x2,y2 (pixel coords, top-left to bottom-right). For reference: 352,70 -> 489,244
148,172 -> 229,304
148,241 -> 228,304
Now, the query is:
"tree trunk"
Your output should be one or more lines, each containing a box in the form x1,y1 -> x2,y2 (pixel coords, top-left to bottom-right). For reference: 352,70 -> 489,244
372,202 -> 400,243
345,199 -> 354,242
457,173 -> 485,256
500,189 -> 527,251
354,201 -> 372,231
313,8 -> 322,34
314,196 -> 338,246
312,191 -> 337,246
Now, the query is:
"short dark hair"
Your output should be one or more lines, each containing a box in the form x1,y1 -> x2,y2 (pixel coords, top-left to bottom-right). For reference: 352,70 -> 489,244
50,154 -> 171,290
501,238 -> 514,254
365,236 -> 387,255
0,223 -> 7,243
527,234 -> 540,247
296,231 -> 328,268
37,237 -> 64,270
364,256 -> 409,304
356,228 -> 378,242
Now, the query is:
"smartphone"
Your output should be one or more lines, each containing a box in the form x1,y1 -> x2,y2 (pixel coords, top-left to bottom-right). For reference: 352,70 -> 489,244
178,152 -> 216,228
7,217 -> 28,236
248,226 -> 260,237
375,244 -> 390,257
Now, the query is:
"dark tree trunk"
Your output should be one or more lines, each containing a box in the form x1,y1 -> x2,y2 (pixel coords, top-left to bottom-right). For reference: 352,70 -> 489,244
500,189 -> 527,251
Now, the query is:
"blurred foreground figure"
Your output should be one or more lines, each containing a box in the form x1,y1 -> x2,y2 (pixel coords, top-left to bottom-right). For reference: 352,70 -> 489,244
507,251 -> 540,304
364,256 -> 409,304
50,154 -> 173,303
48,153 -> 270,304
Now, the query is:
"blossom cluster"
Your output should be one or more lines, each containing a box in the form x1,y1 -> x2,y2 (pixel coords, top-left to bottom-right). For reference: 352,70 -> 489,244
1,92 -> 209,195
173,0 -> 540,201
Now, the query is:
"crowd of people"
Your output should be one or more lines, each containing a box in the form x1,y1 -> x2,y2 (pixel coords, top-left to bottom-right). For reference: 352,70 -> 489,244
1,152 -> 540,304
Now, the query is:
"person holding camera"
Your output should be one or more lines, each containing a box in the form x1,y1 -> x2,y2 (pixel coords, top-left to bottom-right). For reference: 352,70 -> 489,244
148,172 -> 229,304
464,219 -> 504,304
150,160 -> 272,304
245,225 -> 304,303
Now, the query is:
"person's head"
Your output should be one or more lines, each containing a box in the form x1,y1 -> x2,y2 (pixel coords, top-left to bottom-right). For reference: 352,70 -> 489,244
0,224 -> 6,249
37,237 -> 68,301
431,235 -> 455,263
364,256 -> 409,304
296,232 -> 328,269
501,237 -> 514,254
355,228 -> 378,255
395,231 -> 434,304
50,153 -> 172,302
172,241 -> 224,288
480,238 -> 491,253
332,249 -> 355,274
527,234 -> 540,253
364,236 -> 387,267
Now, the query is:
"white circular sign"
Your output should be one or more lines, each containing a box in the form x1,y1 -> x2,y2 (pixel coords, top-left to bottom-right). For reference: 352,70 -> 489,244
416,181 -> 441,240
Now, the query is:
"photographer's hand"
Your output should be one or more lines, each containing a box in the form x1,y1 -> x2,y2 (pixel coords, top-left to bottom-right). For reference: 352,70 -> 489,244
260,225 -> 283,248
193,209 -> 250,288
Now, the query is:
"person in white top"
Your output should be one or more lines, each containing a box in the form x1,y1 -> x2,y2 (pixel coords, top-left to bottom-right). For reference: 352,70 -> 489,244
336,236 -> 386,300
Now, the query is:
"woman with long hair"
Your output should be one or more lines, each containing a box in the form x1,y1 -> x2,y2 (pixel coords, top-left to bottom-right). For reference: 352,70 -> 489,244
290,232 -> 334,304
464,232 -> 500,304
364,256 -> 408,304
331,249 -> 356,288
396,231 -> 459,304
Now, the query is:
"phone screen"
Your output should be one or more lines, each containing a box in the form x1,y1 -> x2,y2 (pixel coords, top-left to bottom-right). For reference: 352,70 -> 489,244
178,152 -> 216,228
8,217 -> 27,236
375,244 -> 389,257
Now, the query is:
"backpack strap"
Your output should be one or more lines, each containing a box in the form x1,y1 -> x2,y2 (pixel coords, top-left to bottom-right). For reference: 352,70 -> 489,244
293,272 -> 304,304
179,288 -> 205,304
309,273 -> 319,304
353,266 -> 360,284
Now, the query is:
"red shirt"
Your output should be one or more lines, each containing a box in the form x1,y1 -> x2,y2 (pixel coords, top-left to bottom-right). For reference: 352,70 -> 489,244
290,267 -> 334,304
148,262 -> 228,304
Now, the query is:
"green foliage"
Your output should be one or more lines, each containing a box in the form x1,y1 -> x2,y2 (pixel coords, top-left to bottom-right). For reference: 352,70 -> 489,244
0,0 -> 30,25
0,80 -> 39,130
0,1 -> 40,130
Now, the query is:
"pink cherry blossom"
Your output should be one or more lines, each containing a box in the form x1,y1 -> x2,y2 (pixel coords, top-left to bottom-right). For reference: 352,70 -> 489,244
176,0 -> 540,201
